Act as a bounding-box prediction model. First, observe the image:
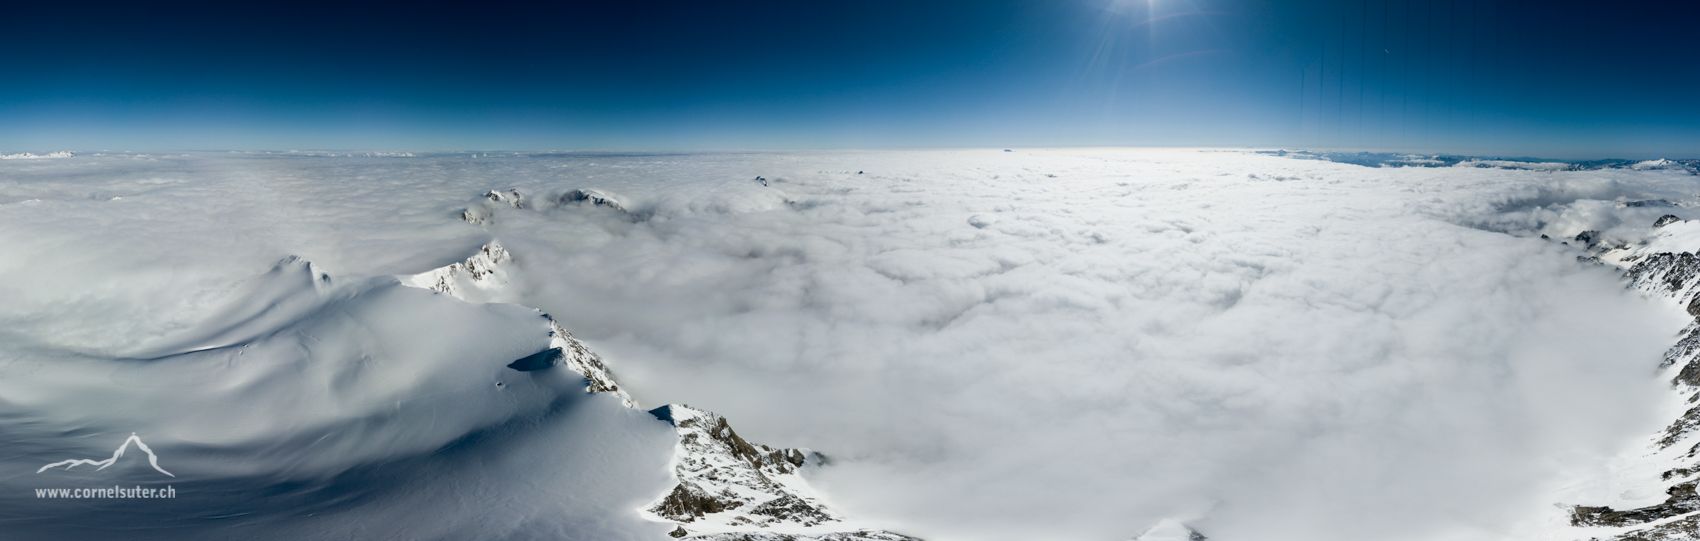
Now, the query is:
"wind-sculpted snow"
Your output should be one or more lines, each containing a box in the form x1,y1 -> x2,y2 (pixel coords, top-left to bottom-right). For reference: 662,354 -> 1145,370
0,241 -> 676,539
3,255 -> 591,474
4,149 -> 1700,540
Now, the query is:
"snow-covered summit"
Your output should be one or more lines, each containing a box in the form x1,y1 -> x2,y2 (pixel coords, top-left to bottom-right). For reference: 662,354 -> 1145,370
398,240 -> 917,540
642,404 -> 915,540
486,189 -> 525,209
1452,158 -> 1572,171
1636,159 -> 1685,171
458,187 -> 628,225
1131,519 -> 1208,541
402,243 -> 514,303
558,187 -> 627,212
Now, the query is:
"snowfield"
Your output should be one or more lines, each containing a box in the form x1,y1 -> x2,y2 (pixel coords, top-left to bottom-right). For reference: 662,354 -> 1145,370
2,148 -> 1699,541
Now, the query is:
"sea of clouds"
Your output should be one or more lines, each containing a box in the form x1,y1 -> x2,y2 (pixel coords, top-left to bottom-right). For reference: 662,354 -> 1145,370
1,149 -> 1697,540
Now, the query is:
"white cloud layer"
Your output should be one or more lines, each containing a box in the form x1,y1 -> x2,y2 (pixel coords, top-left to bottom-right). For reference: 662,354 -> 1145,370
1,149 -> 1697,540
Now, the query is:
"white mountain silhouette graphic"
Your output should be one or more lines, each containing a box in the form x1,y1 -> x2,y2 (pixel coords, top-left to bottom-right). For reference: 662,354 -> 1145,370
36,433 -> 174,477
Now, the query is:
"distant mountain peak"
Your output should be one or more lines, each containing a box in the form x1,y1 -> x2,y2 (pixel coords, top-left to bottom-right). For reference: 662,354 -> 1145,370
401,243 -> 513,303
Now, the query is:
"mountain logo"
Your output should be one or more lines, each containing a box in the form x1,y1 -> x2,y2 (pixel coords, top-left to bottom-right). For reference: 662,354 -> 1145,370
37,433 -> 174,477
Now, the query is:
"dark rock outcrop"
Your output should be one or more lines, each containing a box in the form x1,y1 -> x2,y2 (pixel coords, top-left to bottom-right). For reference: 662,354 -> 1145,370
653,481 -> 739,522
1576,230 -> 1602,248
641,404 -> 874,537
747,494 -> 833,525
558,188 -> 625,212
506,348 -> 562,372
1572,482 -> 1700,527
486,189 -> 525,209
1626,252 -> 1700,303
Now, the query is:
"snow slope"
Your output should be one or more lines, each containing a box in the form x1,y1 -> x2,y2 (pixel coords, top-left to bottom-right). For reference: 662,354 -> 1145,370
400,242 -> 915,540
0,251 -> 679,539
1533,216 -> 1700,540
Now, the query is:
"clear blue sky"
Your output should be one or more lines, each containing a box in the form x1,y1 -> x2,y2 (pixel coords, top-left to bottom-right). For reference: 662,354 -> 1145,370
2,0 -> 1695,158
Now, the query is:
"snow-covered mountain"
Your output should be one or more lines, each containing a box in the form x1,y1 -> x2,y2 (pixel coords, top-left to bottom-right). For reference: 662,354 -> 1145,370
1261,149 -> 1700,175
401,239 -> 918,541
1564,217 -> 1700,540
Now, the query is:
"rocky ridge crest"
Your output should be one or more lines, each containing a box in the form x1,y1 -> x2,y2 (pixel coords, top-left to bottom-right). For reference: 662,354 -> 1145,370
1567,217 -> 1700,540
406,205 -> 919,541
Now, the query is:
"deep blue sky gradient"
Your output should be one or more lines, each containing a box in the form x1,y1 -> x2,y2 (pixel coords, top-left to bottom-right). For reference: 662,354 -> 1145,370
2,0 -> 1695,157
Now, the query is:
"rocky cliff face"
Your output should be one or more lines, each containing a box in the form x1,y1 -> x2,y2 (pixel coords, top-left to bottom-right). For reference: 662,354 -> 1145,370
558,188 -> 627,212
641,405 -> 917,540
459,187 -> 630,226
1567,218 -> 1700,540
401,227 -> 919,541
402,243 -> 513,302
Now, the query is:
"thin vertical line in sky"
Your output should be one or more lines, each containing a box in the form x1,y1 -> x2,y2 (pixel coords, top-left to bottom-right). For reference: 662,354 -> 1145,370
1338,15 -> 1347,147
1359,0 -> 1368,145
1402,0 -> 1412,146
1464,0 -> 1477,152
1442,0 -> 1453,148
1429,0 -> 1439,146
1488,0 -> 1499,153
1297,64 -> 1305,141
1420,0 -> 1432,147
1318,34 -> 1327,147
1380,0 -> 1389,142
1446,0 -> 1457,147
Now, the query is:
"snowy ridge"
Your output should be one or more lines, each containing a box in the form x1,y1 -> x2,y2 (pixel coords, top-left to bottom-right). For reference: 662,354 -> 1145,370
1636,159 -> 1687,171
400,243 -> 634,406
547,318 -> 636,408
402,243 -> 513,303
1568,216 -> 1700,540
1262,149 -> 1700,174
459,187 -> 631,225
400,237 -> 917,540
459,189 -> 525,224
1130,519 -> 1208,541
485,189 -> 525,209
558,188 -> 626,212
260,150 -> 416,158
1,151 -> 74,159
1453,159 -> 1572,171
